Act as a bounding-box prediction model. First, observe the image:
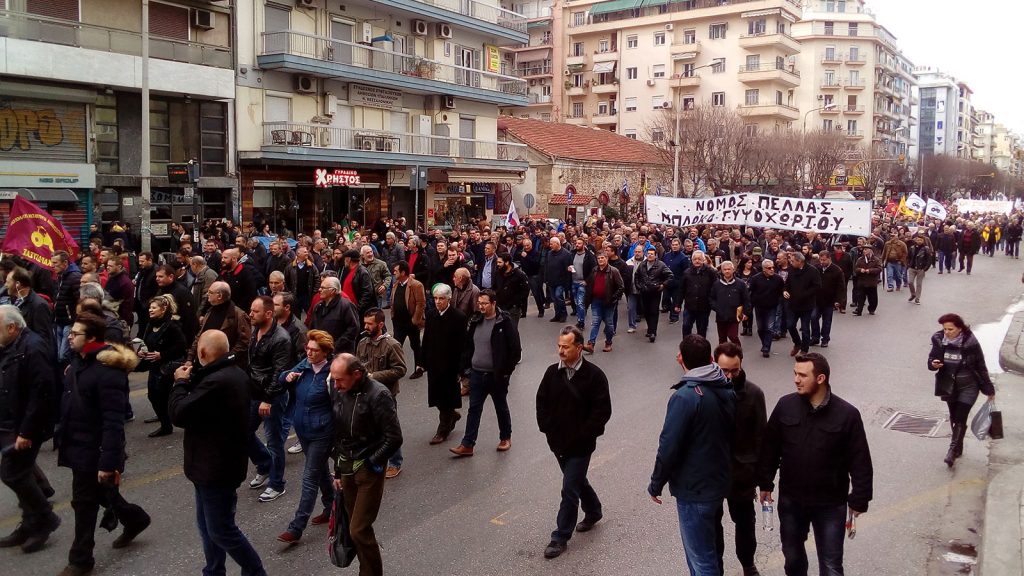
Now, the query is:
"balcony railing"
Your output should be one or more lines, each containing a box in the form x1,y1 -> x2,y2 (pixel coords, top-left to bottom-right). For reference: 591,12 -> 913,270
261,30 -> 527,97
0,9 -> 231,68
527,93 -> 552,104
518,5 -> 553,19
738,63 -> 801,77
845,53 -> 866,64
264,122 -> 527,162
570,0 -> 801,27
515,64 -> 551,76
409,0 -> 527,32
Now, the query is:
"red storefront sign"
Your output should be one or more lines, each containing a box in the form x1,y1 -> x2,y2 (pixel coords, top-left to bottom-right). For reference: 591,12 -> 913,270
314,169 -> 361,187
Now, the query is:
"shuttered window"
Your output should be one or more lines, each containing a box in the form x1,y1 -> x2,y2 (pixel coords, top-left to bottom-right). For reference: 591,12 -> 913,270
149,1 -> 190,41
26,0 -> 80,20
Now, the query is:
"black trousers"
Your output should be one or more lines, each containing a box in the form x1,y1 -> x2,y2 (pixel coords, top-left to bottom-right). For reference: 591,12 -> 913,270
392,318 -> 422,368
641,292 -> 661,336
69,468 -> 149,569
0,435 -> 52,533
715,494 -> 758,571
147,371 -> 172,430
852,286 -> 878,313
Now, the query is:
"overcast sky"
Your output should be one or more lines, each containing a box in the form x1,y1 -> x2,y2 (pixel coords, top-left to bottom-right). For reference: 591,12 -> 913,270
869,0 -> 1023,133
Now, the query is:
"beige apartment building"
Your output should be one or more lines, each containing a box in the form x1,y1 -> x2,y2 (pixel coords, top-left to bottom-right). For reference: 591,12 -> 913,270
792,0 -> 916,159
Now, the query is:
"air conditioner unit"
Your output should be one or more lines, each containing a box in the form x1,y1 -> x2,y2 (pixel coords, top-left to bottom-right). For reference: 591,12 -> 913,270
441,95 -> 456,109
435,112 -> 452,125
817,94 -> 824,100
646,79 -> 656,86
665,23 -> 674,31
436,23 -> 453,39
564,69 -> 571,76
323,92 -> 338,117
192,9 -> 214,30
662,101 -> 672,109
357,135 -> 375,151
361,22 -> 373,44
295,75 -> 316,93
412,19 -> 428,36
295,0 -> 315,7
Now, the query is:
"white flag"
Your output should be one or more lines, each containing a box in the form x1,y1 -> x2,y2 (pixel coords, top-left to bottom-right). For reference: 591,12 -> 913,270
506,198 -> 520,228
925,198 -> 947,220
906,193 -> 927,213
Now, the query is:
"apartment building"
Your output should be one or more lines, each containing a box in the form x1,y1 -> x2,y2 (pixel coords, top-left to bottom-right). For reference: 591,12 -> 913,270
235,0 -> 530,231
914,67 -> 977,160
792,0 -> 916,159
0,0 -> 236,249
976,111 -> 1020,174
501,0 -> 561,121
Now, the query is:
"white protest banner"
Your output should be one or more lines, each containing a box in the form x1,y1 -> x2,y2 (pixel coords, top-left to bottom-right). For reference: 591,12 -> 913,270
955,199 -> 1013,215
906,193 -> 927,213
925,198 -> 947,220
645,193 -> 872,236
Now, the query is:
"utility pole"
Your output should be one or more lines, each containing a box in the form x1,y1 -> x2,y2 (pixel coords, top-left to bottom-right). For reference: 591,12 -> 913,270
140,0 -> 152,252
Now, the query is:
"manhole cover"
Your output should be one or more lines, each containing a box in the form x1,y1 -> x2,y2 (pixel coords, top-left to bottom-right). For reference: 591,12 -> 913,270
883,411 -> 948,437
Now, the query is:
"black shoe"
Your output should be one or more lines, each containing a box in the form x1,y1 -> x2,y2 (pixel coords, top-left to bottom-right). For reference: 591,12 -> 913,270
549,316 -> 563,323
537,311 -> 544,318
544,540 -> 567,559
908,295 -> 916,302
409,367 -> 425,380
575,321 -> 585,330
20,513 -> 60,553
743,566 -> 762,576
852,310 -> 862,316
0,525 -> 27,548
575,516 -> 602,533
143,417 -> 160,424
761,351 -> 770,358
648,335 -> 656,343
147,427 -> 172,438
112,513 -> 151,549
820,341 -> 829,348
868,310 -> 875,315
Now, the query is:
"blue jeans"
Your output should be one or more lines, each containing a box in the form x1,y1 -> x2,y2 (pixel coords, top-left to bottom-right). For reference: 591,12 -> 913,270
388,398 -> 403,468
247,394 -> 288,491
937,250 -> 954,272
778,498 -> 847,576
811,305 -> 834,345
460,370 -> 511,447
682,308 -> 710,338
286,435 -> 334,535
548,284 -> 567,320
754,306 -> 776,353
194,485 -> 266,576
774,301 -> 786,337
676,499 -> 724,576
55,324 -> 71,362
571,282 -> 587,325
885,262 -> 904,289
552,453 -> 601,543
589,301 -> 616,344
787,308 -> 813,352
626,294 -> 640,330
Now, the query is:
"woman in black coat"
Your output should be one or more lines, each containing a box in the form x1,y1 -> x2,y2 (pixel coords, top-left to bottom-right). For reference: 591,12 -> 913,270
136,295 -> 187,437
928,313 -> 996,468
422,285 -> 467,444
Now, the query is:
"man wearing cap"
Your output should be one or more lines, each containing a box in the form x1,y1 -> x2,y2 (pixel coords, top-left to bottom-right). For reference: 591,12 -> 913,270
850,246 -> 882,316
906,234 -> 933,305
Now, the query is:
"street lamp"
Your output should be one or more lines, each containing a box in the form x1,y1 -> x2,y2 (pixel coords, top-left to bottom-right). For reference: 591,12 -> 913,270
802,102 -> 837,132
671,57 -> 725,198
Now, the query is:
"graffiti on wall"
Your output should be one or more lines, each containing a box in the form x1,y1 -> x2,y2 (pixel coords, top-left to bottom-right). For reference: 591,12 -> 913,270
0,99 -> 87,162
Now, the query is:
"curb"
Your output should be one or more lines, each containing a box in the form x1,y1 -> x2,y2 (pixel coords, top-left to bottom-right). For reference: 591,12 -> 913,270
979,463 -> 1024,575
998,311 -> 1024,374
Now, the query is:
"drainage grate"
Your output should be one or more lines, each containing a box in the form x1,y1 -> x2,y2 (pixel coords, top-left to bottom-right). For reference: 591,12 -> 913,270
883,411 -> 948,437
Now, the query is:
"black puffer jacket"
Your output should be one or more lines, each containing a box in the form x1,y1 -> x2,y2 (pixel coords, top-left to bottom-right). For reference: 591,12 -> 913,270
309,296 -> 360,354
53,266 -> 82,326
535,358 -> 612,456
0,329 -> 55,441
784,264 -> 821,313
331,375 -> 403,474
677,265 -> 716,311
636,258 -> 673,296
927,330 -> 995,397
247,321 -> 293,402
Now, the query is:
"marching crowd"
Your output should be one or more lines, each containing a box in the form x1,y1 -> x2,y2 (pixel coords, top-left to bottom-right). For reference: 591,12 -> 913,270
0,205 -> 1017,576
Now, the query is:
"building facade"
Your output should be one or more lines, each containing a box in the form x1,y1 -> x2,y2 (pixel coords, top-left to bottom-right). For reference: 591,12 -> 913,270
914,67 -> 977,160
235,0 -> 530,233
0,0 -> 235,251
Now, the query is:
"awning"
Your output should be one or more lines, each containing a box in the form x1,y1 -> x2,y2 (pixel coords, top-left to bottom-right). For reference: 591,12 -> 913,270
444,170 -> 523,185
517,47 -> 551,62
641,0 -> 669,6
549,193 -> 595,206
672,52 -> 698,61
592,61 -> 616,74
589,0 -> 642,16
567,63 -> 585,73
0,188 -> 80,203
741,8 -> 781,18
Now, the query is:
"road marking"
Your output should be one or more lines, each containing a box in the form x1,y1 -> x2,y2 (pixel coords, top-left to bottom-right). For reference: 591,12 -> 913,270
490,511 -> 509,526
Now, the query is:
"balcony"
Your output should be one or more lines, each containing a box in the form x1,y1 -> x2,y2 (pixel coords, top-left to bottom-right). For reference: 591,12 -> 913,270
845,53 -> 866,66
258,31 -> 527,106
262,122 -> 527,168
820,80 -> 841,90
820,105 -> 840,115
738,64 -> 801,87
591,82 -> 619,94
670,40 -> 701,60
515,64 -> 552,78
821,54 -> 843,65
566,53 -> 586,67
566,85 -> 587,97
736,103 -> 800,121
846,130 -> 865,139
373,0 -> 527,43
671,74 -> 701,88
593,50 -> 618,63
592,112 -> 618,125
527,93 -> 552,105
565,115 -> 588,125
844,79 -> 865,90
737,32 -> 801,53
0,9 -> 233,98
844,105 -> 865,115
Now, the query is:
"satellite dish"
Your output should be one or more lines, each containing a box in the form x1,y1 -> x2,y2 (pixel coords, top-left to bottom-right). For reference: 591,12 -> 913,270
524,193 -> 536,210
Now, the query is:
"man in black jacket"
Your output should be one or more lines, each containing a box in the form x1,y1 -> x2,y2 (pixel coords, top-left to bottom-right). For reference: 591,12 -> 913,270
748,260 -> 783,358
675,251 -> 717,339
494,253 -> 530,326
330,353 -> 402,576
758,353 -> 873,576
0,306 -> 58,553
513,236 -> 544,317
782,253 -> 821,357
52,251 -> 81,360
535,326 -> 612,559
220,248 -> 262,312
309,276 -> 360,354
169,330 -> 266,576
246,296 -> 293,503
339,249 -> 376,316
713,342 -> 766,576
5,266 -> 56,356
812,251 -> 846,348
450,290 -> 522,457
156,264 -> 199,343
544,238 -> 573,323
133,252 -> 158,337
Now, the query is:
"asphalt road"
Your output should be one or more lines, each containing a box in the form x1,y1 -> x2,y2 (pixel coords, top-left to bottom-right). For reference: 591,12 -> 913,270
2,252 -> 1021,575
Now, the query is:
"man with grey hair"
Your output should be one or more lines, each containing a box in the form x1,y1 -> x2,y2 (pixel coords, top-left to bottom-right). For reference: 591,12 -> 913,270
0,305 -> 60,553
748,260 -> 784,358
423,283 -> 467,444
452,267 -> 480,319
360,245 -> 392,310
190,256 -> 219,317
268,270 -> 286,296
309,275 -> 360,354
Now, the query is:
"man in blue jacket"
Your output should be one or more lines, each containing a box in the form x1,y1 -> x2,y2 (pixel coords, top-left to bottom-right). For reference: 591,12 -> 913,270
649,335 -> 735,576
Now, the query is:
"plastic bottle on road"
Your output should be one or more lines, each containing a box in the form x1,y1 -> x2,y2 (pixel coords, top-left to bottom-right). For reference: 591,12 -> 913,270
762,503 -> 774,532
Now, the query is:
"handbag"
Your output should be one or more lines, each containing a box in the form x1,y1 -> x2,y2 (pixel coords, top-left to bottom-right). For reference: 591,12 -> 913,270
989,400 -> 1004,440
328,490 -> 357,568
971,399 -> 994,440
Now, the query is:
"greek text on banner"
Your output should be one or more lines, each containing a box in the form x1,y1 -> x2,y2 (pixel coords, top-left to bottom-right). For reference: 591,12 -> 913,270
645,193 -> 873,236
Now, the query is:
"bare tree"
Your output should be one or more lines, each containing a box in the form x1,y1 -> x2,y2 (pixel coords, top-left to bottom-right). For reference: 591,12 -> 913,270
765,130 -> 803,195
802,130 -> 848,198
850,143 -> 894,198
644,105 -> 732,197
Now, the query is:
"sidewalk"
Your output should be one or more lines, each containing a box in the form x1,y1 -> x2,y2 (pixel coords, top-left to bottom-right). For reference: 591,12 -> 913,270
980,310 -> 1024,575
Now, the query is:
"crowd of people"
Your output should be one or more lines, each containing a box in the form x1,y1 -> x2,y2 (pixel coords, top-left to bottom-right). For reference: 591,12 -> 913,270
0,204 -> 1016,576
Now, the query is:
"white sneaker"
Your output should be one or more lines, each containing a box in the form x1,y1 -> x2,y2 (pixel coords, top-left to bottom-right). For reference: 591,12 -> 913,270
287,443 -> 303,454
258,487 -> 286,502
248,473 -> 269,490
627,328 -> 636,334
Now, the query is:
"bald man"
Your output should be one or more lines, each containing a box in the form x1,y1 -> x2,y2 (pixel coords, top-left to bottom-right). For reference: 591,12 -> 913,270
170,330 -> 266,576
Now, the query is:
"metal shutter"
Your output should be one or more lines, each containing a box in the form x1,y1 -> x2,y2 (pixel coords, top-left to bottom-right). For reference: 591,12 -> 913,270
149,2 -> 190,40
26,0 -> 80,20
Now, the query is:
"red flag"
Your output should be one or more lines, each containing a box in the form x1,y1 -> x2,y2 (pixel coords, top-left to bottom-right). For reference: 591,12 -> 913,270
884,198 -> 897,216
2,195 -> 80,270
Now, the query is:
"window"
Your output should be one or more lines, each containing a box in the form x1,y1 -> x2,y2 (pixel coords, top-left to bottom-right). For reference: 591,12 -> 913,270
745,89 -> 759,105
627,35 -> 638,48
572,74 -> 583,87
824,70 -> 836,85
541,112 -> 551,121
823,95 -> 834,106
849,46 -> 860,61
627,67 -> 638,80
625,129 -> 637,139
572,11 -> 584,26
847,119 -> 857,134
625,97 -> 638,112
824,22 -> 834,36
652,95 -> 665,109
94,94 -> 118,174
682,63 -> 695,77
748,19 -> 765,35
775,55 -> 785,70
822,119 -> 834,131
572,42 -> 584,57
848,23 -> 858,36
712,92 -> 725,106
744,125 -> 758,137
847,94 -> 857,109
775,90 -> 783,105
825,0 -> 835,11
653,64 -> 666,78
825,46 -> 836,61
598,102 -> 609,115
709,23 -> 727,39
849,70 -> 859,85
711,58 -> 725,73
745,54 -> 760,69
599,39 -> 610,52
776,20 -> 786,34
542,85 -> 552,96
652,129 -> 665,142
654,32 -> 666,46
572,102 -> 584,118
684,29 -> 696,44
838,0 -> 846,12
682,96 -> 695,110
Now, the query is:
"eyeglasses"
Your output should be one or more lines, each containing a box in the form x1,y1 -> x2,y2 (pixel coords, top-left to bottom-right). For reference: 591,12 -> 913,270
69,331 -> 85,337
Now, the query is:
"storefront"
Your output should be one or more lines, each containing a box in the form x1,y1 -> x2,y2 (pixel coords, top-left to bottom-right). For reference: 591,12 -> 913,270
427,182 -> 493,230
0,161 -> 94,249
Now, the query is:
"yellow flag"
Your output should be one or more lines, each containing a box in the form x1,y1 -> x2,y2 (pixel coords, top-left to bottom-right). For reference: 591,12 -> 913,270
898,196 -> 917,217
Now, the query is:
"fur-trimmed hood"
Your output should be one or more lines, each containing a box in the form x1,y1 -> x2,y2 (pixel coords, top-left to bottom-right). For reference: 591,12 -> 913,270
97,343 -> 141,372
